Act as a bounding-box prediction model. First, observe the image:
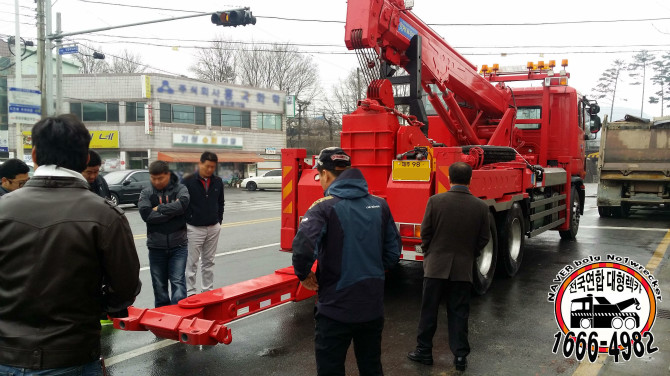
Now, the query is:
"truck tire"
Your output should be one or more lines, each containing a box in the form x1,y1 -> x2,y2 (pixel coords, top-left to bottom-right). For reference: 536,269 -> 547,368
559,186 -> 580,240
611,204 -> 630,218
598,206 -> 611,217
473,212 -> 498,295
497,203 -> 525,277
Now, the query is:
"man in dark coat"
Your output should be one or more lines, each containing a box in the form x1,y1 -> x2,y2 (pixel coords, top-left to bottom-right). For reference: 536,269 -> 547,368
407,162 -> 490,371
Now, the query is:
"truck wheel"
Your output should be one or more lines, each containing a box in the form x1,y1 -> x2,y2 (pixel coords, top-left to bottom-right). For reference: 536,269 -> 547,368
560,186 -> 580,240
598,206 -> 611,217
473,212 -> 498,295
497,203 -> 525,277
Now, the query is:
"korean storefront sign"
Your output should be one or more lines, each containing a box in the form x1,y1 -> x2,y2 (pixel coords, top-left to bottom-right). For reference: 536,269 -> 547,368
22,130 -> 119,149
150,76 -> 284,113
172,133 -> 243,149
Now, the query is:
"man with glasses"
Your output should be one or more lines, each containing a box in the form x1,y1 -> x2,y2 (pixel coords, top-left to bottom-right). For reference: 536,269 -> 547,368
0,158 -> 30,196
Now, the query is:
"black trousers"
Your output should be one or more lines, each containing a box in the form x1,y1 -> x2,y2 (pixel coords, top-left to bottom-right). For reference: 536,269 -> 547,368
314,313 -> 384,376
416,278 -> 472,357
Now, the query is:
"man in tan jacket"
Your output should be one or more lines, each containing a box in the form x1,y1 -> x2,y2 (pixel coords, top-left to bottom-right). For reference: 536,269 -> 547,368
407,162 -> 490,372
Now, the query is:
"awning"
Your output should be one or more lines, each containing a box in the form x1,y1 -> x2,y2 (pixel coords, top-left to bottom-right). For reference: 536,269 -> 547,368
157,151 -> 265,163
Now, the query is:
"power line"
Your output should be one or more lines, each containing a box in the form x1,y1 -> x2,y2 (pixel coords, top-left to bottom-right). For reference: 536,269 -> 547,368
71,0 -> 670,27
80,32 -> 670,51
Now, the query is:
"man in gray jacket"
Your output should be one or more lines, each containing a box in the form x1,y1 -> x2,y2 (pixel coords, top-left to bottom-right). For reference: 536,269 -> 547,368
139,160 -> 190,307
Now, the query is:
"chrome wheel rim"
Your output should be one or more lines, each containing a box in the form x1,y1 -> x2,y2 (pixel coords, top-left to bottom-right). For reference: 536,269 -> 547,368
509,218 -> 522,261
477,231 -> 494,275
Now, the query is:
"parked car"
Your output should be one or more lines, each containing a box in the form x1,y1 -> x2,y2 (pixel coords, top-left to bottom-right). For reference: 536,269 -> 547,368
241,169 -> 282,191
104,169 -> 151,205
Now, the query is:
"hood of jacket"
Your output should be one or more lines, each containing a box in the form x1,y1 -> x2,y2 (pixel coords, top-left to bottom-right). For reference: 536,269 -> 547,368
326,168 -> 369,199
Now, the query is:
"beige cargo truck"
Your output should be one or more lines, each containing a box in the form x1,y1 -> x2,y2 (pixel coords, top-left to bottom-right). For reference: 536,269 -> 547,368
597,115 -> 670,217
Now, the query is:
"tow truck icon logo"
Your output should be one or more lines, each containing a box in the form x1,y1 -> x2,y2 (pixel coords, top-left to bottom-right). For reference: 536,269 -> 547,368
570,295 -> 640,330
548,255 -> 662,363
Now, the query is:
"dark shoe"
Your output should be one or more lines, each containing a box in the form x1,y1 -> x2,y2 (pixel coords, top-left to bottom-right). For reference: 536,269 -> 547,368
407,350 -> 433,365
454,356 -> 467,371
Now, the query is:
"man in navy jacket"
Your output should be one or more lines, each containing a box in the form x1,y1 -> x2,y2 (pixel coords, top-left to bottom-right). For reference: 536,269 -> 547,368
182,151 -> 225,296
292,147 -> 401,376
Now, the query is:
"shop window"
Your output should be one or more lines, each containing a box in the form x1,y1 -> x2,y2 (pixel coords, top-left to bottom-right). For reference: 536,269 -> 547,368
69,102 -> 119,122
211,108 -> 221,126
160,103 -> 172,123
172,104 -> 194,124
70,102 -> 82,120
195,106 -> 206,125
257,112 -> 282,131
126,102 -> 146,123
223,109 -> 251,128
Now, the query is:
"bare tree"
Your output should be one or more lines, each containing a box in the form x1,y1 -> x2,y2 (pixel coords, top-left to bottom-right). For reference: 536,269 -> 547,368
591,59 -> 626,119
105,49 -> 146,74
189,36 -> 236,82
332,68 -> 366,115
649,52 -> 670,116
628,50 -> 656,117
72,45 -> 108,74
236,42 -> 320,100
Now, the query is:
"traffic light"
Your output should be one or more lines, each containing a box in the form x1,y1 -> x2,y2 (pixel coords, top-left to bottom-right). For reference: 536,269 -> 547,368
211,9 -> 256,27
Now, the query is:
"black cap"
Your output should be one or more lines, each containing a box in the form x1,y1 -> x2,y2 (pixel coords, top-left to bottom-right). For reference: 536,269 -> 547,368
314,147 -> 351,170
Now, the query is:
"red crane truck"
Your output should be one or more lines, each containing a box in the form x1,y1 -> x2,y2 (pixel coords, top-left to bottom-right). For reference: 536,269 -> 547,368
112,0 -> 601,345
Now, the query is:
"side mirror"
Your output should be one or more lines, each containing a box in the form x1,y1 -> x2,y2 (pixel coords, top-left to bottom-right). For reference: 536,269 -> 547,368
122,180 -> 131,186
589,104 -> 600,116
590,115 -> 602,134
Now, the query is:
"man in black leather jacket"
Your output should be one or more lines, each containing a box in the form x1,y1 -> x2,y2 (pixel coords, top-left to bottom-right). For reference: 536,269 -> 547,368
82,150 -> 111,200
0,114 -> 141,375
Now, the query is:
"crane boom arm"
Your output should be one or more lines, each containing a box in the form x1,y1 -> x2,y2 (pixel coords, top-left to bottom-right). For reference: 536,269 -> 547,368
344,0 -> 509,117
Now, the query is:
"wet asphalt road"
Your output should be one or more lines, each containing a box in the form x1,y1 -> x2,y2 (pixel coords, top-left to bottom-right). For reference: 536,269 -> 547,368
103,185 -> 670,376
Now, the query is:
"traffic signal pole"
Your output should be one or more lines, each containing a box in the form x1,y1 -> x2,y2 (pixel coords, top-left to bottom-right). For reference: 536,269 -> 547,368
44,10 -> 217,116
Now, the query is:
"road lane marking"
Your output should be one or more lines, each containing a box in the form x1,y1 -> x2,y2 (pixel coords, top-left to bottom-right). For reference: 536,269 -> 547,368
105,296 -> 291,367
571,229 -> 670,375
133,217 -> 280,240
647,230 -> 670,274
105,339 -> 176,367
139,242 -> 280,272
580,225 -> 669,232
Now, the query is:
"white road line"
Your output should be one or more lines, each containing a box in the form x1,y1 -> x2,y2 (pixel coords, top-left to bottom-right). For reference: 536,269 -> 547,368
105,339 -> 175,367
580,225 -> 669,232
105,300 -> 290,367
138,243 -> 280,272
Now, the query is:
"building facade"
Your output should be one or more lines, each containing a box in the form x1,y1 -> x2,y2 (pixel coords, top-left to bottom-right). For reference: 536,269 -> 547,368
6,74 -> 287,180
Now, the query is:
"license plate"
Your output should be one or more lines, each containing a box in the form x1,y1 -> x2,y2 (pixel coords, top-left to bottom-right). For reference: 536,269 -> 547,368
392,160 -> 431,181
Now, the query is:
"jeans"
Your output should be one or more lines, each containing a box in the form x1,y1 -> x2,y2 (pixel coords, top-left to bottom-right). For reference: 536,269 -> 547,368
148,244 -> 188,308
314,314 -> 384,376
0,360 -> 102,376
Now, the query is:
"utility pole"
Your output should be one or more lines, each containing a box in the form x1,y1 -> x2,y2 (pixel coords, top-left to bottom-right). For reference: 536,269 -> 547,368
44,0 -> 53,116
13,0 -> 23,160
36,0 -> 45,117
297,100 -> 310,142
55,13 -> 63,115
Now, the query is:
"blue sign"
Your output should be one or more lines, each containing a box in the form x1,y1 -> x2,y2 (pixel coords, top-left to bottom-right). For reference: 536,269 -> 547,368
58,46 -> 78,55
8,87 -> 41,124
398,18 -> 418,40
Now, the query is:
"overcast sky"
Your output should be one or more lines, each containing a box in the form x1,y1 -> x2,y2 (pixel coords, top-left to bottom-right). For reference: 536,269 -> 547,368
2,0 -> 670,118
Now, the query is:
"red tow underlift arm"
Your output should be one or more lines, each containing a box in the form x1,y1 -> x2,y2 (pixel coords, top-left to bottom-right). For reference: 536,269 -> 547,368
112,265 -> 316,345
